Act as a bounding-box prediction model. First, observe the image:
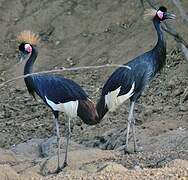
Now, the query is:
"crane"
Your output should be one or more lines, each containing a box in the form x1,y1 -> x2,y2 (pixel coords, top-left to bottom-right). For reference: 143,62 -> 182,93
17,31 -> 101,173
96,6 -> 176,153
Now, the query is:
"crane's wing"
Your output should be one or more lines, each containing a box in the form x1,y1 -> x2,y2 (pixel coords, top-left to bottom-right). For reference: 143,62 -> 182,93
103,62 -> 152,96
100,62 -> 152,111
102,66 -> 134,96
32,75 -> 88,104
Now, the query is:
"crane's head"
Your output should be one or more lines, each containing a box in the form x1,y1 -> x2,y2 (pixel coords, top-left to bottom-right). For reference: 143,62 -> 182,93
156,6 -> 176,21
144,6 -> 176,22
17,31 -> 40,62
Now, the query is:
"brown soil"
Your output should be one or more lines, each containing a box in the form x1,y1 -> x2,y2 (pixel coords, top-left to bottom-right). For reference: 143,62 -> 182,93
0,0 -> 188,179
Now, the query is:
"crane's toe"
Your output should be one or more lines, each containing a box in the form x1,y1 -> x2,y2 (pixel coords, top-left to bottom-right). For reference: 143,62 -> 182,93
54,162 -> 68,174
124,147 -> 134,154
124,146 -> 143,154
55,167 -> 63,174
123,145 -> 142,154
62,161 -> 68,169
133,146 -> 143,153
116,145 -> 134,154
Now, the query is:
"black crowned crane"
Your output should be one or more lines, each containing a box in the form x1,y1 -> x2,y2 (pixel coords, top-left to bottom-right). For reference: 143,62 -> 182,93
96,6 -> 176,153
17,31 -> 101,172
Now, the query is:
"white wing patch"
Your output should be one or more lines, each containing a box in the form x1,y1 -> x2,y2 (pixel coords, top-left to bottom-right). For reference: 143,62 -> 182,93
45,96 -> 78,117
105,82 -> 135,112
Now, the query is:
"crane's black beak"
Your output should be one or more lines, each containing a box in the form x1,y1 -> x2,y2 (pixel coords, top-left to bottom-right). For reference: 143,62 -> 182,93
165,12 -> 176,19
18,51 -> 23,62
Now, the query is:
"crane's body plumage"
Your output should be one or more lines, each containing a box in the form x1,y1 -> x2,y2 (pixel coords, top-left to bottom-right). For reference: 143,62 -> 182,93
102,54 -> 153,107
96,9 -> 172,153
18,34 -> 100,172
23,47 -> 99,125
25,74 -> 88,117
30,75 -> 88,103
98,17 -> 166,113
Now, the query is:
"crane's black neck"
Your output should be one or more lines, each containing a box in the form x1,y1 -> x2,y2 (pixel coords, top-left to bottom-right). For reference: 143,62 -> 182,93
152,17 -> 166,73
96,96 -> 108,120
153,18 -> 166,48
24,46 -> 38,97
24,46 -> 38,75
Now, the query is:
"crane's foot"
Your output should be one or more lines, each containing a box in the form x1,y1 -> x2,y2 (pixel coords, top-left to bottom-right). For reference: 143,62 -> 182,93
54,162 -> 68,174
55,167 -> 63,174
124,147 -> 134,154
124,149 -> 137,154
124,146 -> 142,154
133,146 -> 143,153
116,145 -> 133,154
46,167 -> 63,175
61,161 -> 68,170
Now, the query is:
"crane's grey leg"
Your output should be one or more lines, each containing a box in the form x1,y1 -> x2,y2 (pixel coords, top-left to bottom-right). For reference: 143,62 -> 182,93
124,101 -> 135,153
55,118 -> 61,172
40,117 -> 58,157
61,117 -> 71,168
131,115 -> 137,152
53,119 -> 57,136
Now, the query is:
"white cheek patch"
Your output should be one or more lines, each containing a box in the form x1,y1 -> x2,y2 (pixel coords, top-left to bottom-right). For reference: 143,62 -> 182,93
25,44 -> 32,53
45,96 -> 78,117
105,82 -> 135,112
157,10 -> 164,20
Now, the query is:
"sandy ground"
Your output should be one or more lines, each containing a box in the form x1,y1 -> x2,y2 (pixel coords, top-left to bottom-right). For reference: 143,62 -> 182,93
0,138 -> 187,180
0,0 -> 188,179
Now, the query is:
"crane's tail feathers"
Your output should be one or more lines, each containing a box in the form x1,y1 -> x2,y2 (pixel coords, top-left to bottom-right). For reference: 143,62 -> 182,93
144,8 -> 157,21
17,30 -> 40,45
77,99 -> 100,125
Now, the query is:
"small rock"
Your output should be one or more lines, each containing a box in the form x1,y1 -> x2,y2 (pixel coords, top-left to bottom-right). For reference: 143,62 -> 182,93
66,56 -> 75,66
174,89 -> 183,96
14,18 -> 20,22
178,105 -> 188,112
67,56 -> 73,62
55,41 -> 60,46
104,28 -> 111,32
168,80 -> 176,88
178,127 -> 186,131
134,165 -> 141,170
67,11 -> 72,15
81,32 -> 88,37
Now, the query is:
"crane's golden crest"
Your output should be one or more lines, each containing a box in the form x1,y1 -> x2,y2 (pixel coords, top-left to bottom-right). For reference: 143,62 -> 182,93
144,8 -> 157,21
17,30 -> 40,45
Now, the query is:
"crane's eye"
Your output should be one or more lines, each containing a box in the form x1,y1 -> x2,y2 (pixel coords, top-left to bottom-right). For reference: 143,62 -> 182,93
24,44 -> 32,53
